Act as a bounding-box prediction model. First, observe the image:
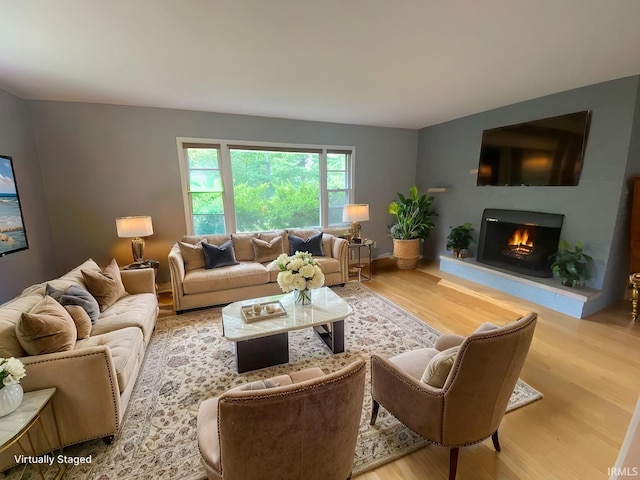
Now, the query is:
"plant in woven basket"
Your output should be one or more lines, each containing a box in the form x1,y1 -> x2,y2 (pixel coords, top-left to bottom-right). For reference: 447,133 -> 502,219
387,186 -> 437,240
387,187 -> 437,269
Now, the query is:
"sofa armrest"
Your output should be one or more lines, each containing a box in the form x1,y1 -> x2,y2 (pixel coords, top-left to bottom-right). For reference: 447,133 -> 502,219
120,268 -> 156,294
331,236 -> 349,283
168,243 -> 186,311
0,346 -> 121,470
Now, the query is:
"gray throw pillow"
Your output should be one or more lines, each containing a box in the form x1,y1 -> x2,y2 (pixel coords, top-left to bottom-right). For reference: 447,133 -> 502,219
60,285 -> 100,324
288,232 -> 324,256
45,283 -> 65,301
202,240 -> 240,269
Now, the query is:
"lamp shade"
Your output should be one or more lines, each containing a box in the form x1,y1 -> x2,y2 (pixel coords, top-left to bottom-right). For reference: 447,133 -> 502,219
342,204 -> 370,223
116,216 -> 154,238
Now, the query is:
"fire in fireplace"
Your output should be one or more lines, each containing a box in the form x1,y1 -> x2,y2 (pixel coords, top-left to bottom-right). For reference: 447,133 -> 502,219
477,209 -> 564,277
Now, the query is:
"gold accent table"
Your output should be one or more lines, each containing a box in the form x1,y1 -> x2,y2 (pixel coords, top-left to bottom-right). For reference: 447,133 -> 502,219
0,388 -> 65,480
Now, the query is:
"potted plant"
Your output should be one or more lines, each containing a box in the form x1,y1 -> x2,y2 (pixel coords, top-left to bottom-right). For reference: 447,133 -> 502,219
446,223 -> 473,258
387,186 -> 437,269
550,240 -> 593,287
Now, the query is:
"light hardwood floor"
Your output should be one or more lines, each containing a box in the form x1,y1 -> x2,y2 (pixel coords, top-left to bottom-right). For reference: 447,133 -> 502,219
159,261 -> 640,479
357,261 -> 640,480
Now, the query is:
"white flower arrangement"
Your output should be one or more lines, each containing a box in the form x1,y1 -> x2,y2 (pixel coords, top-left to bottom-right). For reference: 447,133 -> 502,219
0,357 -> 26,389
276,251 -> 325,293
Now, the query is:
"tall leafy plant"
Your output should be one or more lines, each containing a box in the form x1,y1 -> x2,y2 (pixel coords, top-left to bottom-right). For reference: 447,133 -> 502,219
387,187 -> 438,240
550,240 -> 593,287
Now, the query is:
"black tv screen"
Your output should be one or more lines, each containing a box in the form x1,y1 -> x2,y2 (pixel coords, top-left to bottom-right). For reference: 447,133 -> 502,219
476,111 -> 591,186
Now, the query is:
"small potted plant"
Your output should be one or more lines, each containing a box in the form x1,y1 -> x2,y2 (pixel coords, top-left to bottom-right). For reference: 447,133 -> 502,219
550,240 -> 593,287
387,186 -> 438,269
446,223 -> 473,258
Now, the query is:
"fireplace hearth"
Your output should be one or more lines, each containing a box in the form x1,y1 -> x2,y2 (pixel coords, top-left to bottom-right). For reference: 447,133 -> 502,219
477,209 -> 564,277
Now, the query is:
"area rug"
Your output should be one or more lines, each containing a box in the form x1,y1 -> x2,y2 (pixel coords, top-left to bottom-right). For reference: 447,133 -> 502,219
8,282 -> 542,479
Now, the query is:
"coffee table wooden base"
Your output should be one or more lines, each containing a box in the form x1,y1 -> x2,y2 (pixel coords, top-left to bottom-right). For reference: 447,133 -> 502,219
233,320 -> 345,373
235,333 -> 289,373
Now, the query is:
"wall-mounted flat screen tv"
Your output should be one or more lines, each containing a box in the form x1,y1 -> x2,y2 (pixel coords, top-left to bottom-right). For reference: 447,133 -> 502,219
476,110 -> 591,186
0,155 -> 29,257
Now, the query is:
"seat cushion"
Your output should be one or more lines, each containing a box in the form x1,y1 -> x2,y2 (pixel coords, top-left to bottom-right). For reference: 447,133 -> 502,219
389,347 -> 439,381
91,293 -> 157,343
76,327 -> 144,393
183,263 -> 270,294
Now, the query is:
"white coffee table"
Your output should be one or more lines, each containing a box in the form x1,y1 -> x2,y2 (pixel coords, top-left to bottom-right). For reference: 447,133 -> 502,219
222,287 -> 352,373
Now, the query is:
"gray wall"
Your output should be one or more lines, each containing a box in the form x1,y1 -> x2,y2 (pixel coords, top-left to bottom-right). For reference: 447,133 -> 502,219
416,75 -> 640,311
0,90 -> 57,302
28,102 -> 418,284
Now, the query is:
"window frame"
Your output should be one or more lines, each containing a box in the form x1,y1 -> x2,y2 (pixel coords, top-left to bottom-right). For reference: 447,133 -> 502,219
177,137 -> 356,235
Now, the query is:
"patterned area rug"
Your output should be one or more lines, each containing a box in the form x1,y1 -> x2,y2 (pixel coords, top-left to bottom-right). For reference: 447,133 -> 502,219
7,282 -> 542,479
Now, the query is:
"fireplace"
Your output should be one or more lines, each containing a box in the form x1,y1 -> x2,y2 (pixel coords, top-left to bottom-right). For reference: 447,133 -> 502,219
477,209 -> 564,277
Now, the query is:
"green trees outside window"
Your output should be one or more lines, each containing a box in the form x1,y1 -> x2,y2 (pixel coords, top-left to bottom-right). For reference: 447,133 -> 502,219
186,145 -> 351,234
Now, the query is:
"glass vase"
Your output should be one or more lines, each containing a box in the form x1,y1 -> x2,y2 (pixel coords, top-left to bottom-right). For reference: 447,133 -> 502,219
295,288 -> 312,306
0,383 -> 23,417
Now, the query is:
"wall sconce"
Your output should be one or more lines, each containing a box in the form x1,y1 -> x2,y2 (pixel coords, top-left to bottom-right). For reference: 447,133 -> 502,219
342,204 -> 369,243
116,216 -> 153,264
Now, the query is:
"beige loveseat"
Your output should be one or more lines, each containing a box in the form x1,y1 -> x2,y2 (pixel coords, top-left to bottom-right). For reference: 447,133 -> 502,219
169,229 -> 349,313
0,259 -> 158,471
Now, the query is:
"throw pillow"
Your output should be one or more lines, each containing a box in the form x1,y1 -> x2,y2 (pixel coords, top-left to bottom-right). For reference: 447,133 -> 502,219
474,322 -> 499,334
60,285 -> 100,324
16,296 -> 77,355
288,232 -> 324,256
202,240 -> 240,269
45,283 -> 65,301
81,259 -> 126,312
63,305 -> 92,339
252,236 -> 283,263
420,346 -> 459,388
179,239 -> 208,271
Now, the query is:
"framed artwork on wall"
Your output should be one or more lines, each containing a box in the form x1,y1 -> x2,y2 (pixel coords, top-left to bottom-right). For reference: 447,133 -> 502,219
0,155 -> 29,257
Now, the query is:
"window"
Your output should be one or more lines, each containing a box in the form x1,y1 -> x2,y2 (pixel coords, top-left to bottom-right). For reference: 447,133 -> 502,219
178,139 -> 354,235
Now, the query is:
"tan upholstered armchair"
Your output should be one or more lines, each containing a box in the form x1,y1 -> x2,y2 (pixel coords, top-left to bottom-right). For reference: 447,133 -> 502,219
370,313 -> 537,480
197,359 -> 366,480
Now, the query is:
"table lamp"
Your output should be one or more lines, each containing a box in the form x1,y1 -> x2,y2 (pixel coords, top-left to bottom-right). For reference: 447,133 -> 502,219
116,216 -> 154,264
342,204 -> 369,243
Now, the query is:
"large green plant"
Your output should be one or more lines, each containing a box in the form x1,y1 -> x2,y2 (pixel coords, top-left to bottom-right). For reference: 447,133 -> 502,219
387,186 -> 438,240
550,240 -> 593,288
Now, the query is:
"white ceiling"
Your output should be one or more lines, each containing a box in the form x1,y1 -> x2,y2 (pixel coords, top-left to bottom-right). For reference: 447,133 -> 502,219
1,1 -> 640,129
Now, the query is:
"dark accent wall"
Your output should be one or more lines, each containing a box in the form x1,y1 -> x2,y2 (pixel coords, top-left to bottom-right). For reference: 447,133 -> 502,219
0,90 -> 57,302
417,75 -> 640,313
27,102 -> 418,285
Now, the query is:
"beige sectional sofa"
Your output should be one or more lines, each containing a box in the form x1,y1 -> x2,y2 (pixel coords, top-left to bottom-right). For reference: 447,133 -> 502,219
168,229 -> 349,313
0,259 -> 158,471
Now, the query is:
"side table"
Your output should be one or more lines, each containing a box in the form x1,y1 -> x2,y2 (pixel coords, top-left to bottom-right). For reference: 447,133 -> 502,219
0,387 -> 65,480
348,240 -> 373,282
